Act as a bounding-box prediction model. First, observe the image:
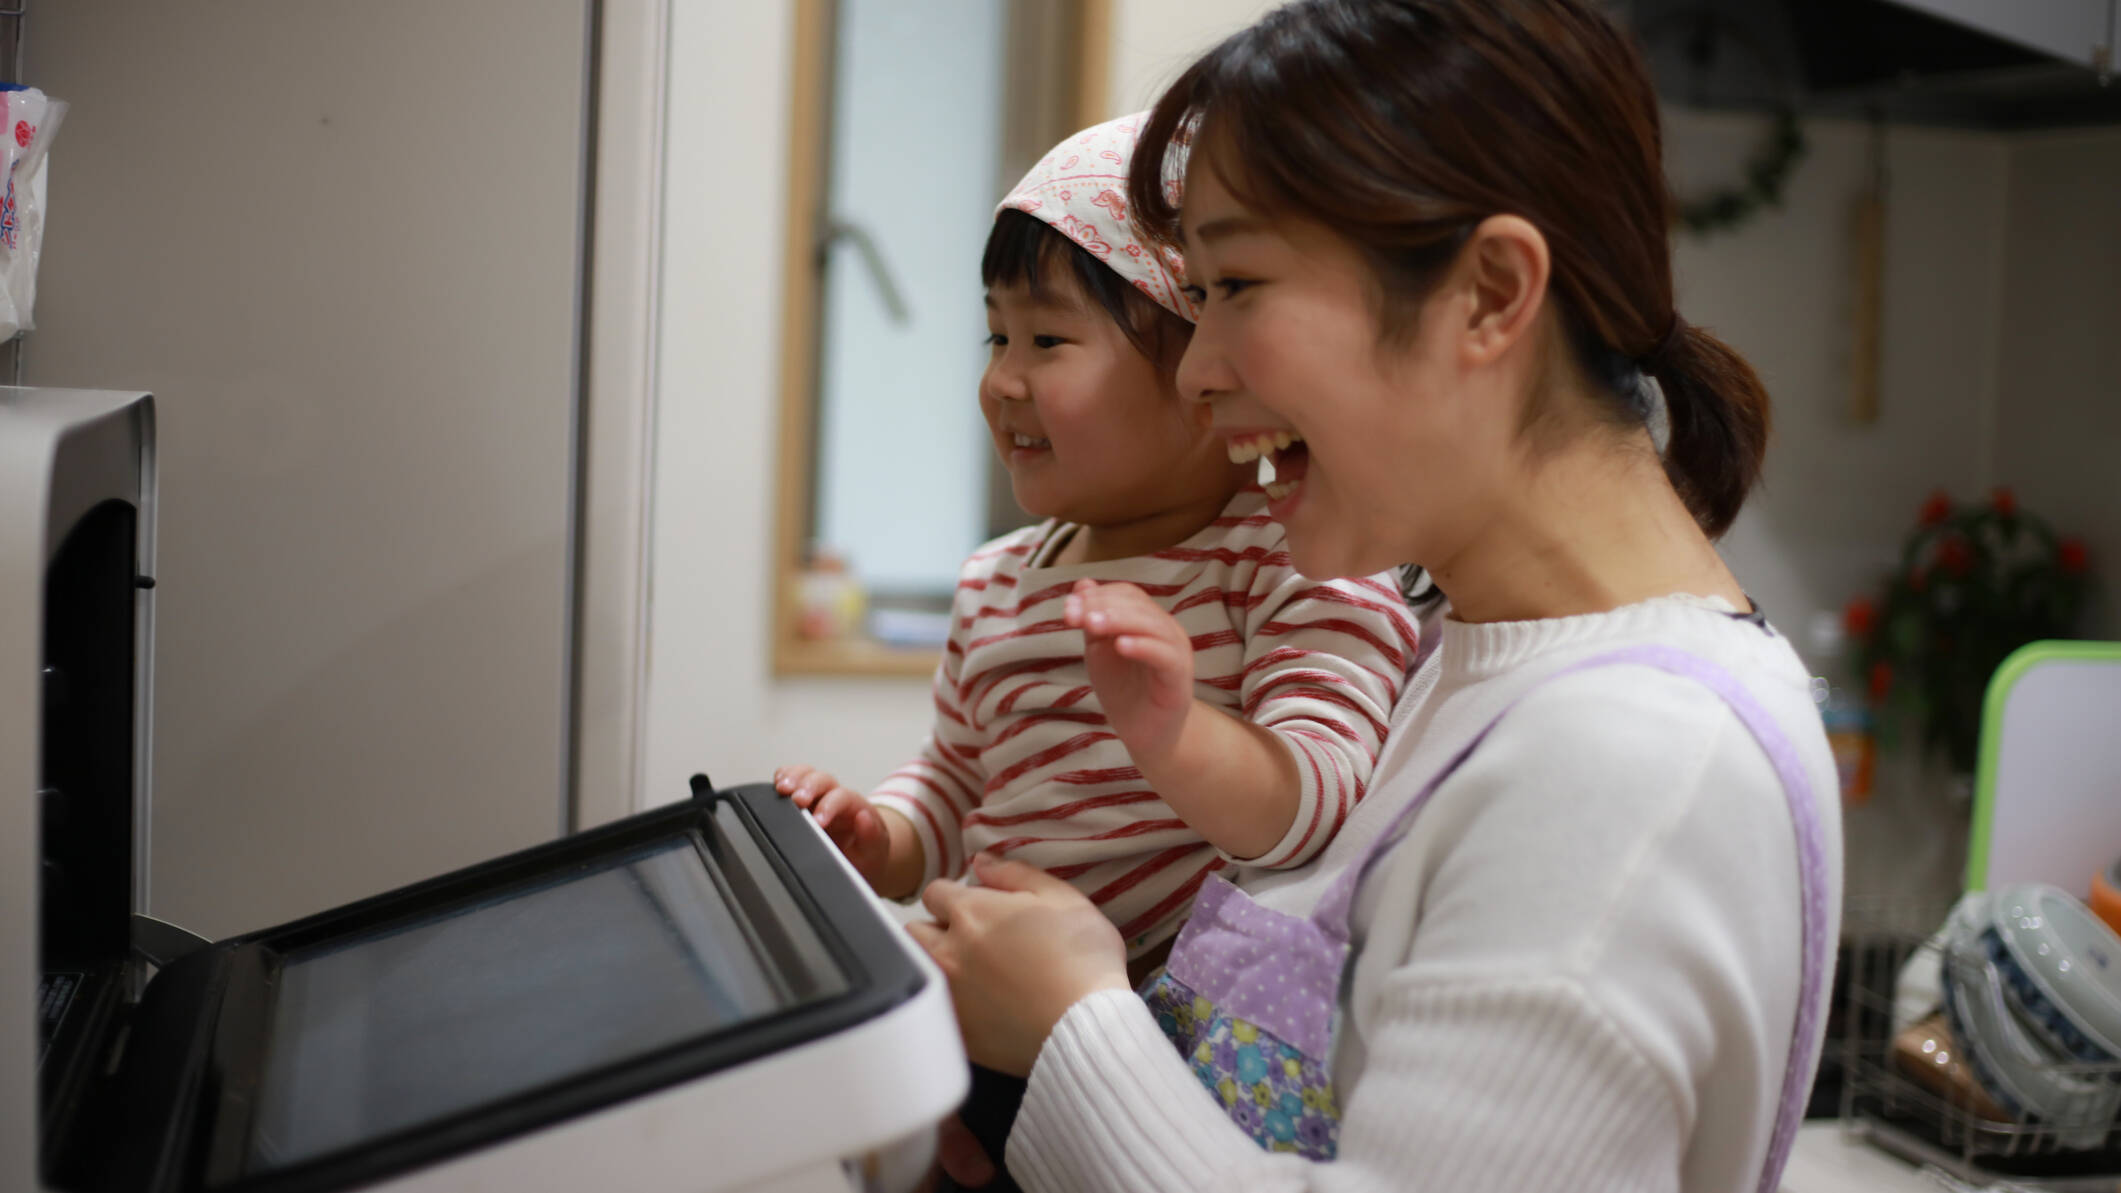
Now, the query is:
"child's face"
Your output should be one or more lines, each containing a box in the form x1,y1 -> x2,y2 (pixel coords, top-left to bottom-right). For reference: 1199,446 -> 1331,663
980,279 -> 1234,528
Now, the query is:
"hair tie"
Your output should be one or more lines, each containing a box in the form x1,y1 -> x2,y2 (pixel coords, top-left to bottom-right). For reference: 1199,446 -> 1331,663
1643,312 -> 1688,369
1635,372 -> 1673,457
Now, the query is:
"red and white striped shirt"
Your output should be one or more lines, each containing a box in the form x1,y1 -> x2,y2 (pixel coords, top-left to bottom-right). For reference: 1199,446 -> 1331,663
870,490 -> 1420,956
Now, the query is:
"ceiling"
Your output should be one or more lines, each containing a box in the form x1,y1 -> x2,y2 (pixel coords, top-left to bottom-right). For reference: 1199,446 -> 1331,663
1618,0 -> 2121,129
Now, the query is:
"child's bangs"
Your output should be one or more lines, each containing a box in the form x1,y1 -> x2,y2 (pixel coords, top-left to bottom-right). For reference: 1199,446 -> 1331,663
981,209 -> 1186,366
981,209 -> 1092,305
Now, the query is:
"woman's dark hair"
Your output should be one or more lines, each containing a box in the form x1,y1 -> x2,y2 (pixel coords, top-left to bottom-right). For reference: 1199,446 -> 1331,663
982,208 -> 1191,371
1125,0 -> 1770,537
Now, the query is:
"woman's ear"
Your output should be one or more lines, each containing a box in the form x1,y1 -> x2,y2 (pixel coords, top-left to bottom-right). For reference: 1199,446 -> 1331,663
1455,214 -> 1550,367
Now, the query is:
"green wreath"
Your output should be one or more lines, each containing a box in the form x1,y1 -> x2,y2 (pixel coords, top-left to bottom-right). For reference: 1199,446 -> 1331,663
1676,108 -> 1807,237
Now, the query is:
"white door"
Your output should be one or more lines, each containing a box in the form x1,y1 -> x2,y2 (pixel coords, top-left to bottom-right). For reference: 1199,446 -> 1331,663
27,0 -> 590,936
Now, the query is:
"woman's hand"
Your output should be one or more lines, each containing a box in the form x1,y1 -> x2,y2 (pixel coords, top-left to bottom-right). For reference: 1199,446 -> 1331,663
905,853 -> 1132,1077
1064,579 -> 1196,765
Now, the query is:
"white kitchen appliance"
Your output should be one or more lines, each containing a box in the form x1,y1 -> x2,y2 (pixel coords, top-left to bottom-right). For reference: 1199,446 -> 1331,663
4,387 -> 966,1193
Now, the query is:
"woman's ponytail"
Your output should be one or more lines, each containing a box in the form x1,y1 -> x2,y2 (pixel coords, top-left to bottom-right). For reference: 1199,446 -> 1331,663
1647,323 -> 1771,539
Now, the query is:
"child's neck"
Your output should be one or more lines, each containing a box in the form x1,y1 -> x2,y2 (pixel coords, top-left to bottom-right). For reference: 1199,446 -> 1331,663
1054,489 -> 1240,566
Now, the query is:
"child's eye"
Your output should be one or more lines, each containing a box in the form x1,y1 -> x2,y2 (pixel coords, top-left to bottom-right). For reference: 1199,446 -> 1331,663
1032,334 -> 1066,349
1181,285 -> 1207,304
984,332 -> 1006,347
1213,278 -> 1256,299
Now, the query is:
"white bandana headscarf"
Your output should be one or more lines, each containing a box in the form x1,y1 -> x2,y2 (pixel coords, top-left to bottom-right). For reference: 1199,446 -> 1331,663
996,112 -> 1198,323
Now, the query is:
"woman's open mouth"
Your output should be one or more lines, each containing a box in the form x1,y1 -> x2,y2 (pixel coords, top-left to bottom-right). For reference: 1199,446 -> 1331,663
1226,430 -> 1310,504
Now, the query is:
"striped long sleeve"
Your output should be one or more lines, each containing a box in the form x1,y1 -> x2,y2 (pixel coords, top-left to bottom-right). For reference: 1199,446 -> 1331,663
871,491 -> 1417,955
870,618 -> 983,889
1232,571 -> 1413,869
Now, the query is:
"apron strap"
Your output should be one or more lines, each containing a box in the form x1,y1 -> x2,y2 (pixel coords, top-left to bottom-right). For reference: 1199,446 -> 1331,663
1312,644 -> 1830,1193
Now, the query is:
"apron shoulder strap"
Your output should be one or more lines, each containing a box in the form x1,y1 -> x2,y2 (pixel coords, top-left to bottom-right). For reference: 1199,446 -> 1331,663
1314,644 -> 1831,1193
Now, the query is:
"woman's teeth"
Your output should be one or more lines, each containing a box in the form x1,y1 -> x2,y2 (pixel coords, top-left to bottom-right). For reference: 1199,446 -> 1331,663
1230,431 -> 1304,501
1012,433 -> 1050,449
1253,447 -> 1301,502
1257,455 -> 1297,500
1225,430 -> 1301,463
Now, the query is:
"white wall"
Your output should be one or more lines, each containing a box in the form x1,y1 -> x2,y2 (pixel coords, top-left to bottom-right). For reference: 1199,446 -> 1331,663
1668,111 -> 2018,907
1993,127 -> 2121,636
1672,112 -> 2014,659
32,0 -> 589,936
1105,0 -> 1280,116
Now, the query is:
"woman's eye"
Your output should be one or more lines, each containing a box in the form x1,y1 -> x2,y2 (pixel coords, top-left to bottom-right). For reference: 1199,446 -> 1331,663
1214,278 -> 1256,299
1032,334 -> 1065,349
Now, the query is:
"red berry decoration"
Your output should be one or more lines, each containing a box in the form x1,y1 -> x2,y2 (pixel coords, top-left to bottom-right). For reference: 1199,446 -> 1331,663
2060,538 -> 2089,574
13,121 -> 30,149
1868,661 -> 1893,703
1848,487 -> 2092,774
1843,597 -> 1877,638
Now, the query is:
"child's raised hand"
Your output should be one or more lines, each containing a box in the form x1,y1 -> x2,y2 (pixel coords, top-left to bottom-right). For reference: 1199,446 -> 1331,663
773,764 -> 894,888
1063,579 -> 1195,764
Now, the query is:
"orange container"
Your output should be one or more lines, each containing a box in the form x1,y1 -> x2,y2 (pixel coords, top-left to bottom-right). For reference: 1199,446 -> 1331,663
2091,856 -> 2121,940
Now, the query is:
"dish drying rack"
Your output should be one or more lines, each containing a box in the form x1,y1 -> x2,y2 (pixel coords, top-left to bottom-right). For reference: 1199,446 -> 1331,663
1834,898 -> 2121,1191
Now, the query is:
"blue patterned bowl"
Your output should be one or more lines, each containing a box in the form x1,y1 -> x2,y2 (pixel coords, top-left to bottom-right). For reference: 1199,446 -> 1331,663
1941,927 -> 2121,1148
1990,884 -> 2121,1068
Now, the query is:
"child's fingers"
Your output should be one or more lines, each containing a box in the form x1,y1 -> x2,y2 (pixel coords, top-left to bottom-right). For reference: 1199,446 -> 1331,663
1063,578 -> 1100,628
812,785 -> 866,832
776,765 -> 841,810
1111,632 -> 1189,674
1077,588 -> 1181,644
796,771 -> 845,810
1078,580 -> 1155,623
852,807 -> 887,855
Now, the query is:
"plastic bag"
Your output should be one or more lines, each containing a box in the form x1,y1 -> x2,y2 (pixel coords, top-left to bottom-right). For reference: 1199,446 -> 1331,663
0,86 -> 66,342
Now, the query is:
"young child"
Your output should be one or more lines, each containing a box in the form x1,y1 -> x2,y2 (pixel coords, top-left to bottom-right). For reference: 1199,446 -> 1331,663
776,114 -> 1418,967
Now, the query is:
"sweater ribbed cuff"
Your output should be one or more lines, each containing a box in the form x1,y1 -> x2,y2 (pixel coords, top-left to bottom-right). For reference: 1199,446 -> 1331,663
1011,988 -> 1239,1193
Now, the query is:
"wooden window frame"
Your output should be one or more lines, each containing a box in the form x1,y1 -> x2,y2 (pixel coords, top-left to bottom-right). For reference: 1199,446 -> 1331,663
770,0 -> 1111,677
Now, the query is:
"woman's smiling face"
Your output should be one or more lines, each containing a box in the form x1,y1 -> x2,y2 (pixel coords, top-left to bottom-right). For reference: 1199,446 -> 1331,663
1176,157 -> 1511,582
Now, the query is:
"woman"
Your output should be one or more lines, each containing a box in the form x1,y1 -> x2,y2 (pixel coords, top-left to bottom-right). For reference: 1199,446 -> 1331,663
906,2 -> 1842,1191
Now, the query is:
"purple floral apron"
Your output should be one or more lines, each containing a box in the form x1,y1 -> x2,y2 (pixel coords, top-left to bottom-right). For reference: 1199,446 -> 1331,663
1143,645 -> 1833,1193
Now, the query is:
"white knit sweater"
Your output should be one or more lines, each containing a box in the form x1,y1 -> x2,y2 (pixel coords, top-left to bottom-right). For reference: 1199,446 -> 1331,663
1008,595 -> 1844,1193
